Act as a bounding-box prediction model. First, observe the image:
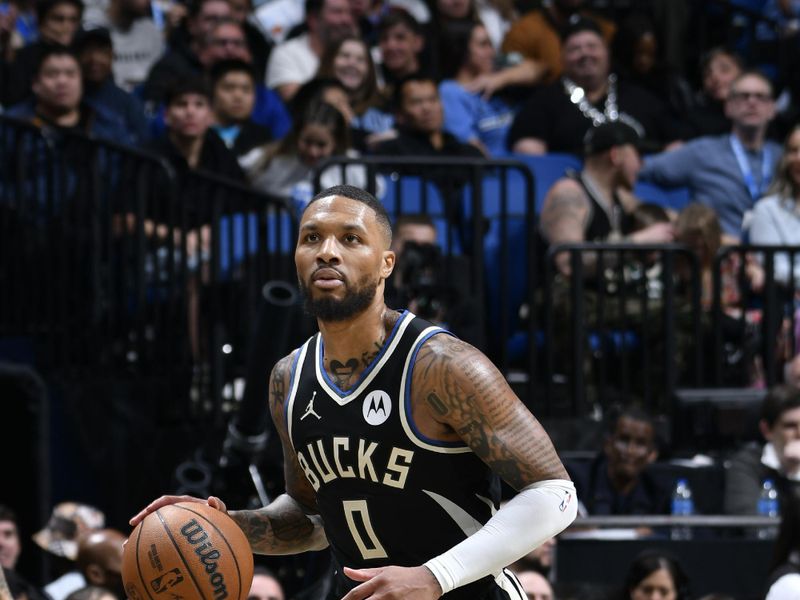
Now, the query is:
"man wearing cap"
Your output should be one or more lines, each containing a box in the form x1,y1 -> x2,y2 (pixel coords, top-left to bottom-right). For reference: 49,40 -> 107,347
507,17 -> 676,156
33,503 -> 105,600
540,120 -> 674,276
639,70 -> 781,241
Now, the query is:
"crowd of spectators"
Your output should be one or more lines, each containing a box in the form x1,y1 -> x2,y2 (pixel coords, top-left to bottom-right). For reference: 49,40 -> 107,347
6,1 -> 800,596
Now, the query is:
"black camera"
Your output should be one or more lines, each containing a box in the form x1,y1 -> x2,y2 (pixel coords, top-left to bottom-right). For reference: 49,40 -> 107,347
396,241 -> 455,322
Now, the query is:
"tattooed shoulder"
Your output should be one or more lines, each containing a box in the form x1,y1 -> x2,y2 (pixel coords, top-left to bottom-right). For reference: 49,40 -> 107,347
269,352 -> 295,410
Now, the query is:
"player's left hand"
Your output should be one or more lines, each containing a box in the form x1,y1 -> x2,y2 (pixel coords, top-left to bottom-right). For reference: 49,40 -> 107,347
341,565 -> 442,599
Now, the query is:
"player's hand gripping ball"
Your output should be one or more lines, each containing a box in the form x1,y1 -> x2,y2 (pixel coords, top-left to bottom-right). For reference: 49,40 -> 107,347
122,502 -> 254,600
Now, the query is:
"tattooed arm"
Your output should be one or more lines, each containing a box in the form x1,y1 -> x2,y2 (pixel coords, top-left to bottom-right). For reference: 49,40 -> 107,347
415,336 -> 568,486
229,352 -> 328,554
341,336 -> 575,600
539,179 -> 591,277
130,353 -> 328,556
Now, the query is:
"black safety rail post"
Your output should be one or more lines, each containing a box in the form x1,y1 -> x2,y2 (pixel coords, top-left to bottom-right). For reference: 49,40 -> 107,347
570,248 -> 585,415
662,249 -> 677,410
689,248 -> 704,387
639,249 -> 651,407
595,248 -> 608,407
763,248 -> 778,386
712,251 -> 726,386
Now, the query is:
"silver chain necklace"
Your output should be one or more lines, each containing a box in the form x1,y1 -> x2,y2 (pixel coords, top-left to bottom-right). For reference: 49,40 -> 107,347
562,74 -> 619,126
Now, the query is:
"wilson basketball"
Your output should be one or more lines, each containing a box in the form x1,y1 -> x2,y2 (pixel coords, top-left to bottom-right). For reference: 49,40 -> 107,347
122,502 -> 254,600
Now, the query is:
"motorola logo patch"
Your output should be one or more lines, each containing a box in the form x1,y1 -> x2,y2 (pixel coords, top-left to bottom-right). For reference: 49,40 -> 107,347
362,390 -> 392,425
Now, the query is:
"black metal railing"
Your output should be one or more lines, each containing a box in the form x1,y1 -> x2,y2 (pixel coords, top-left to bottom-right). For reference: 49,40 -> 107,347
0,116 -> 296,422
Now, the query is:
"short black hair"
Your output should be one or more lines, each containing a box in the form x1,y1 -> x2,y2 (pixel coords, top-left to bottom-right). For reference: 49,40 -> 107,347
37,0 -> 83,24
165,77 -> 211,106
393,213 -> 434,232
392,72 -> 437,115
761,385 -> 800,427
289,76 -> 348,121
34,44 -> 80,77
307,185 -> 392,245
605,405 -> 656,436
377,7 -> 422,37
210,58 -> 255,89
561,15 -> 604,43
0,505 -> 17,524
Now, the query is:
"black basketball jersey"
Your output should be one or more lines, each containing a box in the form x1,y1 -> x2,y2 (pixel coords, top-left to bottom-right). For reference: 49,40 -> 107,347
284,312 -> 522,600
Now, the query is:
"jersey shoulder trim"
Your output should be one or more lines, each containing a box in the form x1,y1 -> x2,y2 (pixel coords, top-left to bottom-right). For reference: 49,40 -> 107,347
399,327 -> 472,454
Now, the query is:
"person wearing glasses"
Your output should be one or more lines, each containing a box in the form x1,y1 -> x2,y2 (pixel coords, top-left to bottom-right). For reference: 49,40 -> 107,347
639,70 -> 781,243
566,407 -> 668,516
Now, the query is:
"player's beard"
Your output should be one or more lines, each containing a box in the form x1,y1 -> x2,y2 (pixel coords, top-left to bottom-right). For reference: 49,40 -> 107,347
299,272 -> 379,322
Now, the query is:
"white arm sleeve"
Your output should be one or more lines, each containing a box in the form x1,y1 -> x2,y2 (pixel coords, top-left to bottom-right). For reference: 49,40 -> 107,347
424,479 -> 577,594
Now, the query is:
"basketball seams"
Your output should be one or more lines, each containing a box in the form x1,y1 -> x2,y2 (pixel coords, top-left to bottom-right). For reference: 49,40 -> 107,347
177,504 -> 246,599
156,507 -> 209,600
134,520 -> 158,600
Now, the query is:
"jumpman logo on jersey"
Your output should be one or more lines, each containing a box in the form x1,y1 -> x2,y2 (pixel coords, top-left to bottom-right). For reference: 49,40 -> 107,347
301,391 -> 322,421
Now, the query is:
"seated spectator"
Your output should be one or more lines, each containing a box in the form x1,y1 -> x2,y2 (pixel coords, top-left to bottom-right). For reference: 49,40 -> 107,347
64,586 -> 116,600
374,8 -> 427,101
514,569 -> 553,600
372,73 -> 483,159
540,121 -> 674,277
316,35 -> 395,150
149,78 -> 244,181
264,0 -> 356,102
210,59 -> 273,159
748,124 -> 800,284
143,18 -> 291,142
242,99 -> 360,200
507,17 -> 676,156
724,385 -> 800,515
684,47 -> 743,139
2,0 -> 83,106
437,20 -> 520,157
74,27 -> 149,145
225,0 -> 272,86
567,408 -> 670,516
75,530 -> 125,600
32,503 -> 105,600
6,45 -> 134,145
640,70 -> 781,241
0,506 -> 20,571
675,203 -> 768,386
0,507 -> 43,600
81,0 -> 165,91
765,492 -> 800,599
616,550 -> 691,600
500,0 -> 615,87
248,566 -> 285,600
611,12 -> 693,133
142,0 -> 231,105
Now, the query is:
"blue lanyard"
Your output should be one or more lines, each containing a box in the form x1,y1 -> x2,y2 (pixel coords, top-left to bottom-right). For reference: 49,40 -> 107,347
730,135 -> 772,201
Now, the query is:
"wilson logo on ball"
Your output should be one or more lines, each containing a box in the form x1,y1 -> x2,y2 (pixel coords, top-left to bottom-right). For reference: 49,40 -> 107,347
180,519 -> 229,599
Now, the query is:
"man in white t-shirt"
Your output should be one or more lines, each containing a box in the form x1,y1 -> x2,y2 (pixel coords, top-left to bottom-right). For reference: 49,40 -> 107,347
264,0 -> 355,101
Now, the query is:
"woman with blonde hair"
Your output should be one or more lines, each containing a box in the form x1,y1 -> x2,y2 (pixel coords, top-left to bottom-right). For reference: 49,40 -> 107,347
748,124 -> 800,285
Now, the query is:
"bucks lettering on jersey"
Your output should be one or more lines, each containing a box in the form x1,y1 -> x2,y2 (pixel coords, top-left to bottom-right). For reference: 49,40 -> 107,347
284,312 -> 506,599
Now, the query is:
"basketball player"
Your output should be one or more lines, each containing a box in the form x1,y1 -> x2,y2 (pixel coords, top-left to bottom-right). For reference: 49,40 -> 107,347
132,185 -> 577,599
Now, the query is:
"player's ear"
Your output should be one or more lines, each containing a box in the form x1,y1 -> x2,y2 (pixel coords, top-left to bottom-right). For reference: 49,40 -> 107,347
381,250 -> 395,279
